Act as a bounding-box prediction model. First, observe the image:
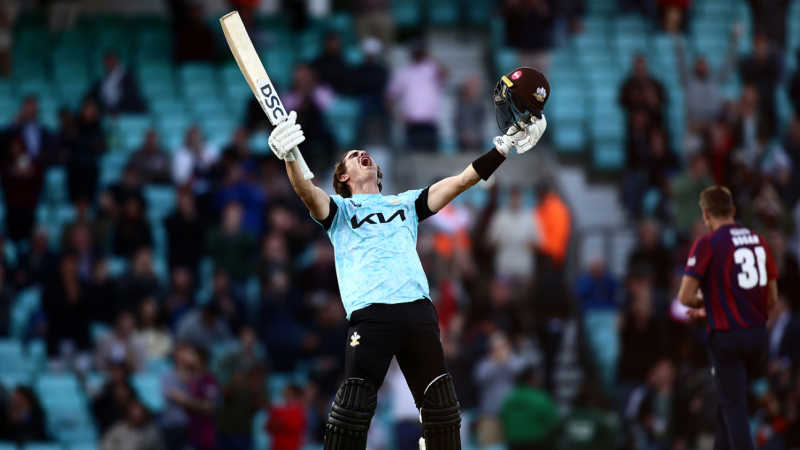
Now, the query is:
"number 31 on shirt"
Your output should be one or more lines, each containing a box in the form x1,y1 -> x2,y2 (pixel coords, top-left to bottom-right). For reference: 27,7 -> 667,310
734,246 -> 768,289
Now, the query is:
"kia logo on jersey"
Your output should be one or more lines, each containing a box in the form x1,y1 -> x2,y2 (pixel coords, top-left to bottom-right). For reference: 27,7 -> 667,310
350,210 -> 406,229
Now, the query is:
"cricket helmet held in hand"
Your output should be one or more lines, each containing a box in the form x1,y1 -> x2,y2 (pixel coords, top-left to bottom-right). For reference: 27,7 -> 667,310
493,67 -> 550,134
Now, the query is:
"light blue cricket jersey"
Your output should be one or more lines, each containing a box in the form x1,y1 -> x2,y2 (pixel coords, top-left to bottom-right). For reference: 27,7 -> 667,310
313,189 -> 434,319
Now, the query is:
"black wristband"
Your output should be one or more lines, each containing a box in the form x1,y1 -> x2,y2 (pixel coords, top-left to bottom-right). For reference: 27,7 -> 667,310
471,148 -> 506,180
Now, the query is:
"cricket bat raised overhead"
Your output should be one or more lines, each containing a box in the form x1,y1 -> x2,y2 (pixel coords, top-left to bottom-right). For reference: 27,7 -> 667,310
220,11 -> 314,180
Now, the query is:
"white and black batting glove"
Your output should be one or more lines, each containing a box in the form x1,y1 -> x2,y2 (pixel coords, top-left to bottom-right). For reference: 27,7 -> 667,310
493,125 -> 529,156
517,114 -> 547,154
268,110 -> 305,162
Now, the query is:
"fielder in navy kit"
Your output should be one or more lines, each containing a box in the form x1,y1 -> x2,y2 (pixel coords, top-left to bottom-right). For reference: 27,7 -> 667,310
677,186 -> 778,450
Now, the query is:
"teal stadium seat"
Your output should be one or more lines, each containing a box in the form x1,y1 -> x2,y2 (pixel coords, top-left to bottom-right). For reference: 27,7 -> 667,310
0,373 -> 32,391
22,444 -> 60,450
132,372 -> 165,413
11,288 -> 41,339
325,97 -> 360,149
429,0 -> 459,27
114,115 -> 153,151
263,49 -> 295,89
494,47 -> 518,78
0,442 -> 17,450
584,310 -> 619,386
465,0 -> 492,26
593,141 -> 625,171
393,0 -> 422,29
144,185 -> 176,223
69,444 -> 99,450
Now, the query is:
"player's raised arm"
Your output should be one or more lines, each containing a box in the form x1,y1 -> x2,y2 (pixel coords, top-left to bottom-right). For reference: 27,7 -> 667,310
428,67 -> 550,213
269,111 -> 330,221
426,115 -> 547,213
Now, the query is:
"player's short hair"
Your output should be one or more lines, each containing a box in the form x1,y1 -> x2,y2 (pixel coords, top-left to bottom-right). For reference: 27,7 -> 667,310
699,185 -> 734,218
333,151 -> 383,198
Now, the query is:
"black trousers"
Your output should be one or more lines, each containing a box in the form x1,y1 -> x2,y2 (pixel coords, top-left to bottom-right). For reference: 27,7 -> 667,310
707,327 -> 768,450
345,299 -> 448,405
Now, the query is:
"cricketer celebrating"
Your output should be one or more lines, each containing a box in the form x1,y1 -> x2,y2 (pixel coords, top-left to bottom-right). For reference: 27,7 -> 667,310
267,67 -> 549,450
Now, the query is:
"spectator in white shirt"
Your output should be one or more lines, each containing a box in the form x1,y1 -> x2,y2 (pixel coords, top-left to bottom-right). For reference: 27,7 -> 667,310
387,44 -> 447,151
172,125 -> 219,192
488,186 -> 541,282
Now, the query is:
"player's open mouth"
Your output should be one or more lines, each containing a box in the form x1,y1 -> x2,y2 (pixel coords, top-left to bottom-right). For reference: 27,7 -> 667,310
360,155 -> 372,168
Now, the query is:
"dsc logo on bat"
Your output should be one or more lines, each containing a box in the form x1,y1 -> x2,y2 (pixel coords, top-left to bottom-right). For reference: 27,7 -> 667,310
256,78 -> 285,122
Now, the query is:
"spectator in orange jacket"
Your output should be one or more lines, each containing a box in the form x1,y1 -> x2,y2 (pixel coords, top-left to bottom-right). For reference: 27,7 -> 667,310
534,182 -> 571,270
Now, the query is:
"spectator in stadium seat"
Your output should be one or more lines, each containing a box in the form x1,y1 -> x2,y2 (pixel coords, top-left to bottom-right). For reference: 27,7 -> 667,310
675,28 -> 739,135
42,251 -> 92,363
176,302 -> 233,352
277,64 -> 336,167
1,96 -> 55,163
0,386 -> 49,444
214,164 -> 266,237
257,270 -> 306,372
353,0 -> 394,48
739,33 -> 782,138
61,222 -> 98,282
133,296 -> 174,364
216,326 -> 268,450
502,0 -> 556,74
206,202 -> 256,284
116,247 -> 161,312
498,366 -> 559,450
109,164 -> 146,212
66,98 -> 106,204
560,383 -> 620,449
616,272 -> 667,384
387,43 -> 446,151
96,310 -> 146,371
747,0 -> 791,49
88,51 -> 147,115
160,343 -> 193,450
163,268 -> 195,330
455,76 -> 487,151
184,346 -> 219,450
474,331 -> 528,418
311,33 -> 354,95
112,196 -> 153,259
0,265 -> 12,336
354,37 -> 390,146
173,126 -> 220,192
488,186 -> 540,282
626,219 -> 673,292
165,187 -> 207,276
670,153 -> 714,234
101,398 -> 165,450
622,359 -> 676,449
87,258 -> 119,325
172,2 -> 217,64
219,127 -> 258,177
128,129 -> 172,185
575,256 -> 620,313
0,136 -> 43,242
266,384 -> 308,450
91,362 -> 136,434
14,227 -> 56,289
297,240 -> 338,296
620,54 -> 666,132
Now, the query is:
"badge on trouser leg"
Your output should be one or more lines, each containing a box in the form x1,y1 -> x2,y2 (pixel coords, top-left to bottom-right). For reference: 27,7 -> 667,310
420,374 -> 461,450
324,378 -> 377,450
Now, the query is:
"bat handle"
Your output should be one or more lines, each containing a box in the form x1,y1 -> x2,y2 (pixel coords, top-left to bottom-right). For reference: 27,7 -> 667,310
291,147 -> 314,180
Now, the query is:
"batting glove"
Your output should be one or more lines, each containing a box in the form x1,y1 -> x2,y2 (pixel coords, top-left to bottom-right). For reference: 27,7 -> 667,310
268,111 -> 304,161
493,125 -> 529,156
516,114 -> 547,154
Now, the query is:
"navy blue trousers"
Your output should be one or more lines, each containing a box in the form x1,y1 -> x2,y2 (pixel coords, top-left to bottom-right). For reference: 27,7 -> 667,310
707,327 -> 768,450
